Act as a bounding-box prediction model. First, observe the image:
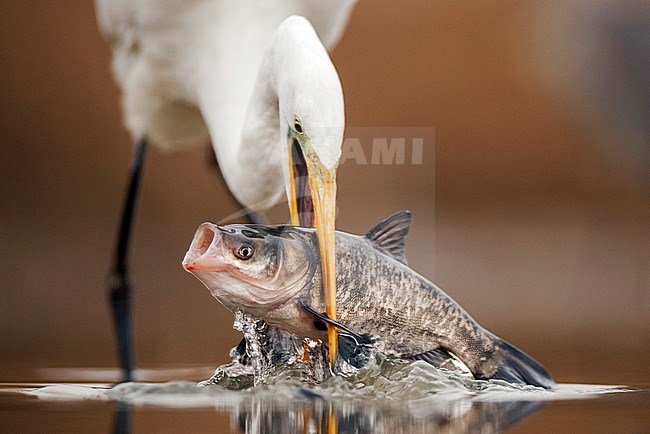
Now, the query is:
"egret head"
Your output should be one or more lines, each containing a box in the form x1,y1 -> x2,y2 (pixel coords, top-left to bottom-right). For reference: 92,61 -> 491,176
285,67 -> 345,171
276,20 -> 345,227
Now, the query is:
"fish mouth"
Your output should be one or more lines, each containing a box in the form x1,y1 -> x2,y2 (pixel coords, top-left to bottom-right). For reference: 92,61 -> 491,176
182,223 -> 226,271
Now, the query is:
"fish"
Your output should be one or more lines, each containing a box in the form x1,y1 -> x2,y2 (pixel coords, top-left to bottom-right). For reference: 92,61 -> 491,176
183,211 -> 554,388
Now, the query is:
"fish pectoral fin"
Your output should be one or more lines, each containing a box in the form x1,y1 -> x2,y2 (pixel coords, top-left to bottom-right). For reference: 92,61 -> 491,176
298,299 -> 357,335
298,299 -> 379,368
364,210 -> 412,265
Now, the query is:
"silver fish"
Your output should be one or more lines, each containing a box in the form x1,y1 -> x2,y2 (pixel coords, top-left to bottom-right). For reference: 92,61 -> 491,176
183,211 -> 554,388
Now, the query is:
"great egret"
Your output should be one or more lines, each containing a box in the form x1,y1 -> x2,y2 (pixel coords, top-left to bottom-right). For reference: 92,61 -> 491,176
95,0 -> 357,381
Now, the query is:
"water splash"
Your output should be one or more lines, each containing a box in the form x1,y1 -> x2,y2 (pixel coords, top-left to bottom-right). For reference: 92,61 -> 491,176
198,312 -> 536,401
200,311 -> 333,388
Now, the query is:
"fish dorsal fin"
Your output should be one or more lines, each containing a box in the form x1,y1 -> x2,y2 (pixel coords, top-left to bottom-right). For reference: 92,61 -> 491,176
365,210 -> 412,265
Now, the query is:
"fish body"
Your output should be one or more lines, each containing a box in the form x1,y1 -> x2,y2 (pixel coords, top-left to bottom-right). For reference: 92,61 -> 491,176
183,211 -> 554,388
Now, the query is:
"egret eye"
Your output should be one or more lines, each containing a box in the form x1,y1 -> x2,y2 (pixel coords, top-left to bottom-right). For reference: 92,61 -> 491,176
235,244 -> 254,260
294,117 -> 303,134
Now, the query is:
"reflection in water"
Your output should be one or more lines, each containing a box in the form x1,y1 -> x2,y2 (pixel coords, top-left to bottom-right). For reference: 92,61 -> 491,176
106,380 -> 544,434
224,396 -> 543,434
111,402 -> 130,434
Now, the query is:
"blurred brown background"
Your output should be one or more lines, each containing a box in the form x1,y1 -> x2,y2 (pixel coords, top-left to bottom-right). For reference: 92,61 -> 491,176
1,1 -> 648,385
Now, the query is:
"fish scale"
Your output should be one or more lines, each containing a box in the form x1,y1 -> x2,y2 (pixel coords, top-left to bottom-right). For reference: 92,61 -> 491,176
308,233 -> 502,375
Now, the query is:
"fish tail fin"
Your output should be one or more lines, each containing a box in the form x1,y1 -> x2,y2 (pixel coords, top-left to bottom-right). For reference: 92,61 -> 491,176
491,339 -> 555,389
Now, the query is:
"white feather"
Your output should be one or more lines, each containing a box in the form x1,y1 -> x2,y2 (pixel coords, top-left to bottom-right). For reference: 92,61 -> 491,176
96,0 -> 355,209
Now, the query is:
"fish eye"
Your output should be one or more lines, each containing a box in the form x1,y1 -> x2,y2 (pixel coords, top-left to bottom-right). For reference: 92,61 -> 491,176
235,244 -> 254,260
294,116 -> 303,134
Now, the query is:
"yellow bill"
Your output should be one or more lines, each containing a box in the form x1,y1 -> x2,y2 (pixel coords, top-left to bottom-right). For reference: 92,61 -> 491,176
287,136 -> 339,367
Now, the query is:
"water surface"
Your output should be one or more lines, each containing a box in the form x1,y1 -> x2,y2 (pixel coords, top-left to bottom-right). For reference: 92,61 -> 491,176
2,361 -> 646,434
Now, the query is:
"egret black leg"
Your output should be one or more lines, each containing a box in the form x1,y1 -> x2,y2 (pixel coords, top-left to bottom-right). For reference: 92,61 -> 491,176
111,402 -> 131,434
109,136 -> 148,383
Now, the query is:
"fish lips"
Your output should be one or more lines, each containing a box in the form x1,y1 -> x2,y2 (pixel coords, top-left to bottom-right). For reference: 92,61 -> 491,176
182,222 -> 229,272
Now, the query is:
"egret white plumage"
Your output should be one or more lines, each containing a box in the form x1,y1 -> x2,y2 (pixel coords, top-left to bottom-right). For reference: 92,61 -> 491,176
95,0 -> 357,381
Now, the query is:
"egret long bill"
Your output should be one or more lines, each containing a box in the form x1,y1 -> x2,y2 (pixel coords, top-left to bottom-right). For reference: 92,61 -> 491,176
287,136 -> 339,367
